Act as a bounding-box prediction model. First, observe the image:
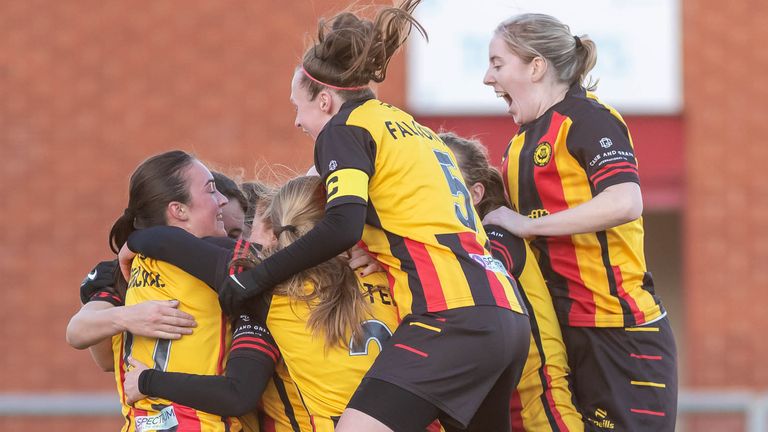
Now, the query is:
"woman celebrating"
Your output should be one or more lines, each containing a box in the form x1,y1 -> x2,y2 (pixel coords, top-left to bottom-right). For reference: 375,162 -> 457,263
217,2 -> 531,431
441,132 -> 583,432
109,150 -> 255,432
482,13 -> 677,431
120,176 -> 402,432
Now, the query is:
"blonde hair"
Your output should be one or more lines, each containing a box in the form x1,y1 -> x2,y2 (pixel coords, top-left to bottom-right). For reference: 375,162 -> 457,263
496,13 -> 598,91
298,0 -> 426,100
241,176 -> 369,349
240,181 -> 274,230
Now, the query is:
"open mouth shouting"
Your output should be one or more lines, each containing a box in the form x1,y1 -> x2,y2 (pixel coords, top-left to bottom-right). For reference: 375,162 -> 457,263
494,89 -> 517,116
495,90 -> 513,110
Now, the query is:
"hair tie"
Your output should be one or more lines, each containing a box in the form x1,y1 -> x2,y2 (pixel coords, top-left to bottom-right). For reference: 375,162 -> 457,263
123,207 -> 135,218
573,35 -> 583,49
274,224 -> 298,237
300,65 -> 369,92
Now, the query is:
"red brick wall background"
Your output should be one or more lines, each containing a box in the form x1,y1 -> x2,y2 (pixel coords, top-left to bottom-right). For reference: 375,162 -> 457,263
682,0 -> 768,430
1,0 -> 766,430
684,0 -> 768,387
0,1 -> 401,430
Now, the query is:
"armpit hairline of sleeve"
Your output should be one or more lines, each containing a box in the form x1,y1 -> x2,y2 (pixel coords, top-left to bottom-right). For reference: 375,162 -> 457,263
227,349 -> 278,364
86,297 -> 124,307
594,174 -> 640,194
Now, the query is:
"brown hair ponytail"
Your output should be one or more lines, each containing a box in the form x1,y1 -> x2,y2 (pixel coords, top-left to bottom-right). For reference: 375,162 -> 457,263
299,0 -> 427,100
439,132 -> 509,219
109,150 -> 195,253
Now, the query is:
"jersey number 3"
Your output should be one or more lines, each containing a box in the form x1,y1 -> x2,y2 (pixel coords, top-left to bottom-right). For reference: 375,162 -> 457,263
434,149 -> 477,231
349,320 -> 393,356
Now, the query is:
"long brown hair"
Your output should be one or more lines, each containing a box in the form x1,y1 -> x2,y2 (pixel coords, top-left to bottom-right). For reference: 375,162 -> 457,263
108,150 -> 196,299
298,0 -> 427,100
234,176 -> 368,350
240,180 -> 274,234
109,150 -> 195,254
439,132 -> 509,219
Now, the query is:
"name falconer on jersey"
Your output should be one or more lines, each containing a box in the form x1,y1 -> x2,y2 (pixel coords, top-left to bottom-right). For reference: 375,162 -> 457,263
384,119 -> 438,141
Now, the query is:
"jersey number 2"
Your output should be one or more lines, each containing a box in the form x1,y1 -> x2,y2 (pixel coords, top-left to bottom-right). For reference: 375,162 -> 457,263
122,334 -> 171,371
434,149 -> 477,231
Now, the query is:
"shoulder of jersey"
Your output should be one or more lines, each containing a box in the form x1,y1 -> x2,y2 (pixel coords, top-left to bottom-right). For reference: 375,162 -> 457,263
564,92 -> 618,124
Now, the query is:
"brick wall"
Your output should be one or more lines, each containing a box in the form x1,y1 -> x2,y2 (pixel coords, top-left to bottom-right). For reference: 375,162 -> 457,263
683,0 -> 768,387
0,1 -> 400,430
683,0 -> 768,430
2,0 -> 766,430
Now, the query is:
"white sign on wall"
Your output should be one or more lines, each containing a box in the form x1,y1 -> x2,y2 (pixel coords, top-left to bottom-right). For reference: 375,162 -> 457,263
407,0 -> 681,115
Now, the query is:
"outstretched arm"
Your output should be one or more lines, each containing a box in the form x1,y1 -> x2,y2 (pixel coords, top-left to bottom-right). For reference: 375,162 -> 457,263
483,182 -> 642,238
121,226 -> 234,288
67,260 -> 196,350
123,314 -> 278,417
219,202 -> 366,315
66,300 -> 196,349
219,124 -> 375,314
126,356 -> 274,417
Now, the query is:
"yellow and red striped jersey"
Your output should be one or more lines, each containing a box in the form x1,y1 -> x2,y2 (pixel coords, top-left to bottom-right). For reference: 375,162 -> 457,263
486,225 -> 583,431
259,272 -> 400,431
111,332 -> 133,430
315,98 -> 525,319
82,273 -> 139,431
258,362 -> 314,432
502,85 -> 664,328
120,255 -> 240,432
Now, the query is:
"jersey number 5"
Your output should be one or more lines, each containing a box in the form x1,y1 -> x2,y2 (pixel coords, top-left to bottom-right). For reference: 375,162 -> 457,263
433,149 -> 477,232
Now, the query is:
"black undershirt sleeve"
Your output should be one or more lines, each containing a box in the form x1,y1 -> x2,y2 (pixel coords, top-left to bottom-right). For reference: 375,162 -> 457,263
256,201 -> 366,282
138,312 -> 277,417
80,259 -> 124,306
126,226 -> 233,289
138,355 -> 274,417
218,202 -> 366,315
484,224 -> 527,281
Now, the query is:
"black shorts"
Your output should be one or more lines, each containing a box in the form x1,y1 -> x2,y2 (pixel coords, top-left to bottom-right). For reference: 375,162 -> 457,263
348,306 -> 530,431
561,316 -> 678,432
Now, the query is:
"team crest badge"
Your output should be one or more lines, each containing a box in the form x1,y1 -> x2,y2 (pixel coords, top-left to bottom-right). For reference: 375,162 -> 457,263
533,142 -> 552,167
